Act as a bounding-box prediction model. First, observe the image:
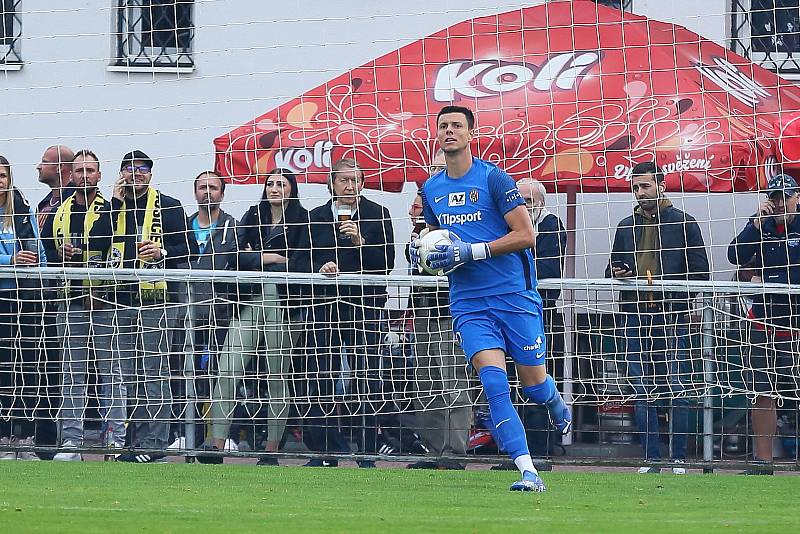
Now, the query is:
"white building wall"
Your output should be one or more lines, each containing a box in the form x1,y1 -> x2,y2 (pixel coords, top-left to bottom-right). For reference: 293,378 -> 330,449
0,0 -> 771,295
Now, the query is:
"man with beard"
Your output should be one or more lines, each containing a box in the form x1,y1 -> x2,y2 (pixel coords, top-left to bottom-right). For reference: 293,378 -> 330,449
51,150 -> 123,461
110,150 -> 190,463
606,161 -> 709,474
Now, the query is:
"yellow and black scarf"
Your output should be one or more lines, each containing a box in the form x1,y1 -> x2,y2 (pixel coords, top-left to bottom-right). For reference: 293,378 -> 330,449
110,187 -> 167,301
52,192 -> 108,289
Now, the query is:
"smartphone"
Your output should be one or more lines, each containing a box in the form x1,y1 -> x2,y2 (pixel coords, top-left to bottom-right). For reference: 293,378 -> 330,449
611,260 -> 632,272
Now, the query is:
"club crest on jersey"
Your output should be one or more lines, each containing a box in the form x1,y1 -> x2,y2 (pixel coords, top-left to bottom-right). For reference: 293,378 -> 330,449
448,192 -> 466,207
108,247 -> 123,268
469,189 -> 479,203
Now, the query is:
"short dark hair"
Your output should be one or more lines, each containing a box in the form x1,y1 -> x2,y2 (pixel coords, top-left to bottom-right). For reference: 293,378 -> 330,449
72,149 -> 100,170
631,161 -> 664,183
437,106 -> 475,130
194,170 -> 226,193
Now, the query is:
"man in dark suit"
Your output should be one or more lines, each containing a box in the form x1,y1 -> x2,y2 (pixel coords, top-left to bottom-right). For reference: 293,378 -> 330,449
304,158 -> 395,467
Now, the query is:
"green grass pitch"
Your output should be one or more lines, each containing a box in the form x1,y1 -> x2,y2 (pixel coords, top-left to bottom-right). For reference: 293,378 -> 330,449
0,463 -> 797,533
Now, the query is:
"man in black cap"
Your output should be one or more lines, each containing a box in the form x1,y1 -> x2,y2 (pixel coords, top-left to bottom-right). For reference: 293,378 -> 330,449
729,173 -> 800,473
110,150 -> 190,462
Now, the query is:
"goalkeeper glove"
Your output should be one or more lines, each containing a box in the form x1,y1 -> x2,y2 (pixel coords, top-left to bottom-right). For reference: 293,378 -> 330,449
409,239 -> 422,273
427,237 -> 490,274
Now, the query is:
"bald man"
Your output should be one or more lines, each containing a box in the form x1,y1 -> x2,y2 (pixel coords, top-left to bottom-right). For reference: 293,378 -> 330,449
35,144 -> 76,457
37,145 -> 75,227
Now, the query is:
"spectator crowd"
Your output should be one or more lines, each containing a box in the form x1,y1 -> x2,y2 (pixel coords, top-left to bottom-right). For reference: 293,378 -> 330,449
0,145 -> 797,472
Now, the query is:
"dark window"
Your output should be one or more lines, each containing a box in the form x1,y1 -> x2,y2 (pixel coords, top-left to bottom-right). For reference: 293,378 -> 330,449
593,0 -> 634,10
731,0 -> 800,74
115,0 -> 194,68
1,0 -> 21,65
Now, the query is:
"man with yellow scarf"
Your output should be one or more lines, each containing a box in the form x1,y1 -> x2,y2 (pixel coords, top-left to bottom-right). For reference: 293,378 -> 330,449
50,150 -> 124,462
110,150 -> 190,463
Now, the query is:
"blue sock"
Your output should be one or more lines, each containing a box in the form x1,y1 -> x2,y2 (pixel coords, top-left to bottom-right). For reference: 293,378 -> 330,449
478,366 -> 529,460
522,375 -> 568,423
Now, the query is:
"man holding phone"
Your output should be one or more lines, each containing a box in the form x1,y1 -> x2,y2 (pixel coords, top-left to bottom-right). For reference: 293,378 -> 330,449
606,161 -> 709,473
728,173 -> 800,473
110,150 -> 190,462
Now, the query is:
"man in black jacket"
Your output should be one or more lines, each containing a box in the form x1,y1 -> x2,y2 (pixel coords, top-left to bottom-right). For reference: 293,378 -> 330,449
179,171 -> 241,458
518,178 -> 568,456
35,144 -> 76,455
51,150 -> 123,461
606,162 -> 709,473
728,173 -> 800,471
304,158 -> 395,467
110,150 -> 191,463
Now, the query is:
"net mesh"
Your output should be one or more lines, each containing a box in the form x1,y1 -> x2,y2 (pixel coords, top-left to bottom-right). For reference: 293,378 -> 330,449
0,0 -> 799,466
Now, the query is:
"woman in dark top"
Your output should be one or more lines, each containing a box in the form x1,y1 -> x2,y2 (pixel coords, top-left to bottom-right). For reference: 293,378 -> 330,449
209,168 -> 310,463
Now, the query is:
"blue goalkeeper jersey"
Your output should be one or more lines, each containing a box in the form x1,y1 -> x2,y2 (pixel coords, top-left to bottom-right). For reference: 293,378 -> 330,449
421,157 -> 537,304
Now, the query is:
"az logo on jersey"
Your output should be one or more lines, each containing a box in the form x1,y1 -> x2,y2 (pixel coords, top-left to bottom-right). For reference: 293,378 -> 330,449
448,192 -> 465,207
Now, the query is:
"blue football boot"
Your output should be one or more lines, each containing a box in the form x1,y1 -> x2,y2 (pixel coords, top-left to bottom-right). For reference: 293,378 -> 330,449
510,470 -> 546,492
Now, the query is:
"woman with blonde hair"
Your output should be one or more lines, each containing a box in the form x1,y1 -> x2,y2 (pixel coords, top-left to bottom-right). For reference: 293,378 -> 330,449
0,154 -> 48,460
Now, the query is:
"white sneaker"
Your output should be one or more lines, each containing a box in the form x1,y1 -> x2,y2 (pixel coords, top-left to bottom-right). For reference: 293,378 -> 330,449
167,436 -> 186,451
637,465 -> 661,474
53,441 -> 83,462
0,437 -> 17,460
223,439 -> 239,452
15,436 -> 40,461
672,459 -> 686,475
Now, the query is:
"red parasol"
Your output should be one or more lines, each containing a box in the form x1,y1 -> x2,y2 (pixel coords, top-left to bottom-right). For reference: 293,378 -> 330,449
214,0 -> 800,193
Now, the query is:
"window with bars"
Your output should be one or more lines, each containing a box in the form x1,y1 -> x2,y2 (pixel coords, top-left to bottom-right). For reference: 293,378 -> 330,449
1,0 -> 21,65
115,0 -> 194,69
731,0 -> 800,75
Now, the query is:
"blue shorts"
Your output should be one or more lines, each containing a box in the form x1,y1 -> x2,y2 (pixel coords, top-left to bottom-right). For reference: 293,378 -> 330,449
450,290 -> 547,366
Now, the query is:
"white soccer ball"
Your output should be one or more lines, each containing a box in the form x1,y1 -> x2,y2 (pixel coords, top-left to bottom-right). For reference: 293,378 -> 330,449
417,229 -> 453,276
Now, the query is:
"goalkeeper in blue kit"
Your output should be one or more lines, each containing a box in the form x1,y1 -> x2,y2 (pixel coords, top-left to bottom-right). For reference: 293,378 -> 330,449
411,106 -> 571,492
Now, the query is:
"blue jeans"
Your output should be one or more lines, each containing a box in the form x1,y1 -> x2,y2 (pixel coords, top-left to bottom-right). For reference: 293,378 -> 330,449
622,312 -> 690,461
